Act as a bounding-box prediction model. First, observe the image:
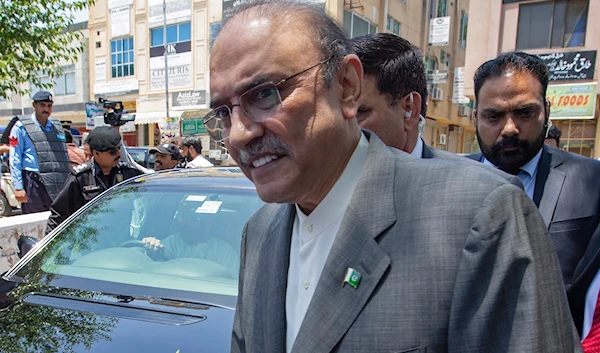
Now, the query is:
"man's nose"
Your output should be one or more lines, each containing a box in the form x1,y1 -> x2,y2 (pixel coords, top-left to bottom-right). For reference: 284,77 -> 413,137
227,106 -> 265,149
501,116 -> 519,137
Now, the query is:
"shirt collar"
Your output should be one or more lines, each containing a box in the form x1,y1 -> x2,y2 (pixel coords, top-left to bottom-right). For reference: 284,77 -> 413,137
31,113 -> 53,130
410,138 -> 424,159
482,148 -> 543,177
294,132 -> 369,244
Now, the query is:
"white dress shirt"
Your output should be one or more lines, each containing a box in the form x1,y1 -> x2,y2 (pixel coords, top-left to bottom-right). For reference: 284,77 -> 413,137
410,138 -> 424,159
583,269 -> 600,340
482,148 -> 542,199
186,154 -> 214,168
285,133 -> 369,353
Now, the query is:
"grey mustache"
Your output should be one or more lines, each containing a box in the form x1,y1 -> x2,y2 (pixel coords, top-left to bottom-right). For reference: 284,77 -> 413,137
238,135 -> 292,166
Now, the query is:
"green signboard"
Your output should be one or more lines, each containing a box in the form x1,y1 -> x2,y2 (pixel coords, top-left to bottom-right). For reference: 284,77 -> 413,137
181,118 -> 207,136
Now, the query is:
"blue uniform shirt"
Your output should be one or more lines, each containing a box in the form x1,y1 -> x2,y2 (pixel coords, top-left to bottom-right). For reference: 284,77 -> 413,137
9,113 -> 55,190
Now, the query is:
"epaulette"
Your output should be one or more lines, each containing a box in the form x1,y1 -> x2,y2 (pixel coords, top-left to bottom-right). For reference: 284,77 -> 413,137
72,162 -> 92,175
117,161 -> 132,169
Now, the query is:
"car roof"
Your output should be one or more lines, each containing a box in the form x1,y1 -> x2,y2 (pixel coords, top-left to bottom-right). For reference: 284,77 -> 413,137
120,167 -> 254,189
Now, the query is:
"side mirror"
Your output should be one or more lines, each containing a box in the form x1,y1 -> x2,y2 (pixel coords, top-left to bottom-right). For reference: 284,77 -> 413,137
17,235 -> 38,259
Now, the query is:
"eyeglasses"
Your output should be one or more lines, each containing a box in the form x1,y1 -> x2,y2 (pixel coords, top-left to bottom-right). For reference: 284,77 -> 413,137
203,58 -> 331,142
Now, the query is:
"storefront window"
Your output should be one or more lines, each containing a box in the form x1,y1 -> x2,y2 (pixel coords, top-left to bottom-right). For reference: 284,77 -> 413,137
555,119 -> 597,158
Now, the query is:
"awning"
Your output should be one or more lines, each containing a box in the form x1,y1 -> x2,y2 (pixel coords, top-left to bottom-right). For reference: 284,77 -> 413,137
133,111 -> 183,125
180,109 -> 211,120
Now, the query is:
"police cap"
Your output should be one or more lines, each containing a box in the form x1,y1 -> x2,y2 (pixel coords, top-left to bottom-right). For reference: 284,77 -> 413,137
32,91 -> 53,103
87,126 -> 121,152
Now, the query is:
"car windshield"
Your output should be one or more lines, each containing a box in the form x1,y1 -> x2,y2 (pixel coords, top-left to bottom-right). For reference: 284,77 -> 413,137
14,179 -> 263,298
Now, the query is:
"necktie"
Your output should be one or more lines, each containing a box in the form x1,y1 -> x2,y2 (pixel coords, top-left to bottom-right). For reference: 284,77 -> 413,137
582,290 -> 600,352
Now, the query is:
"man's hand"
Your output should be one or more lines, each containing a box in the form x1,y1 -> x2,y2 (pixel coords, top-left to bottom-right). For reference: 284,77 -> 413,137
15,189 -> 27,203
142,237 -> 164,252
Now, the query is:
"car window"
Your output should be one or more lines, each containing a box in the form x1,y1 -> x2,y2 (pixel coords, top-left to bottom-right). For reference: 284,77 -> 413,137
24,183 -> 263,297
127,149 -> 147,166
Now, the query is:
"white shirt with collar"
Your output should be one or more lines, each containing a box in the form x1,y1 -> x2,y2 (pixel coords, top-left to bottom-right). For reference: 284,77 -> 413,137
186,154 -> 214,168
410,137 -> 424,159
482,148 -> 542,200
285,133 -> 369,353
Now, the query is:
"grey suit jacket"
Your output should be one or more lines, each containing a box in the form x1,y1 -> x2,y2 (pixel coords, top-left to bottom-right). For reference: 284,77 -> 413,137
468,147 -> 600,289
232,132 -> 581,353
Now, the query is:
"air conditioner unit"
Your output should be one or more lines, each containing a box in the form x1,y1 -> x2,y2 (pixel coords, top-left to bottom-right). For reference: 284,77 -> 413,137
458,104 -> 472,117
438,133 -> 447,145
432,88 -> 444,101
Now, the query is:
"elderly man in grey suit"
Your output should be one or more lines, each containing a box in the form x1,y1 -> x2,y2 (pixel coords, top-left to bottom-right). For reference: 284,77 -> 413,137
467,52 -> 600,292
205,1 -> 582,352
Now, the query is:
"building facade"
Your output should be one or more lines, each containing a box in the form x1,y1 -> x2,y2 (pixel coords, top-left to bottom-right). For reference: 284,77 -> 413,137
0,22 -> 90,132
88,0 -> 211,148
324,0 -> 475,153
465,0 -> 599,158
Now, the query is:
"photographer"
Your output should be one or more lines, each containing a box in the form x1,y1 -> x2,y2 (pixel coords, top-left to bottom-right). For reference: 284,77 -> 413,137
46,127 -> 143,233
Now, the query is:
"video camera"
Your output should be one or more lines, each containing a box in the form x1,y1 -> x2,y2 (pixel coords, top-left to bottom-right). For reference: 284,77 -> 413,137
98,97 -> 135,127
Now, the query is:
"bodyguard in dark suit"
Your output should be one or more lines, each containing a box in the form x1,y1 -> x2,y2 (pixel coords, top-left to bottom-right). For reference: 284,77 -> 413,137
467,52 -> 600,291
352,34 -> 523,187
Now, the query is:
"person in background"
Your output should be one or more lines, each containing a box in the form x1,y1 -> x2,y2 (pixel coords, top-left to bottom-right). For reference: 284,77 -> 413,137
545,124 -> 562,149
150,143 -> 182,171
7,91 -> 71,214
46,127 -> 143,233
83,139 -> 92,162
182,136 -> 213,168
65,130 -> 86,167
468,52 -> 600,289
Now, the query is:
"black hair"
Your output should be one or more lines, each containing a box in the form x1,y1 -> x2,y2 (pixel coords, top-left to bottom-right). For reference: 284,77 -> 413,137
352,33 -> 428,115
474,51 -> 549,102
546,124 -> 562,144
182,136 -> 202,153
221,0 -> 353,87
64,130 -> 73,143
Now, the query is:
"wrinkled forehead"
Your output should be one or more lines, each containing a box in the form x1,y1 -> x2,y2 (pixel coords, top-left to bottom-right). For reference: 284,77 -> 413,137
209,12 -> 319,104
477,72 -> 545,108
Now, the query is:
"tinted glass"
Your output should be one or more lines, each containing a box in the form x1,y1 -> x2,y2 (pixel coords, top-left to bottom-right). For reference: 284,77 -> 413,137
516,2 -> 553,49
151,28 -> 163,47
17,182 -> 263,297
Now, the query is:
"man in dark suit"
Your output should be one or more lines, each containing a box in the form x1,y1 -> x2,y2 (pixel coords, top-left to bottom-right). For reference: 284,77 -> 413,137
206,2 -> 581,352
352,33 -> 523,187
467,52 -> 600,294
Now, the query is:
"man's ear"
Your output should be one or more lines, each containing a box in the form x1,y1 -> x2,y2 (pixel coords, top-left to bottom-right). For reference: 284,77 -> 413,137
337,54 -> 363,120
402,92 -> 422,132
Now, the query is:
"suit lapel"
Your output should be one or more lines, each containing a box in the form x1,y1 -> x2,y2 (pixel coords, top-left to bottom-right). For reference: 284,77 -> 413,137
537,147 -> 566,226
257,204 -> 295,353
466,151 -> 483,162
290,132 -> 396,353
421,141 -> 435,159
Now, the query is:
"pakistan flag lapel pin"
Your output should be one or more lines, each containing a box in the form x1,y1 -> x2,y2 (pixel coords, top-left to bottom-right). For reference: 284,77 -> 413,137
343,267 -> 361,289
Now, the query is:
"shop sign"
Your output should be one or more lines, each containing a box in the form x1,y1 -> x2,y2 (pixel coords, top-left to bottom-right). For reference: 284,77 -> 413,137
452,67 -> 469,104
429,17 -> 450,46
427,70 -> 448,84
148,0 -> 191,28
538,51 -> 596,81
172,90 -> 206,107
94,79 -> 139,96
546,82 -> 597,120
150,41 -> 192,91
182,118 -> 208,136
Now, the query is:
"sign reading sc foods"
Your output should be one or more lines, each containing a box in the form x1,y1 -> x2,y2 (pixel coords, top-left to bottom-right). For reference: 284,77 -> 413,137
546,83 -> 597,120
538,51 -> 596,81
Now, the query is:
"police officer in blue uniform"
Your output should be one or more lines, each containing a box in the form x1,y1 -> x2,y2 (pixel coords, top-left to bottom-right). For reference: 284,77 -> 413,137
46,127 -> 143,233
7,91 -> 71,214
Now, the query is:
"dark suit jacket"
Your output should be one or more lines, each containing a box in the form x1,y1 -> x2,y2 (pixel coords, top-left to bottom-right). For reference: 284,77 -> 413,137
467,147 -> 600,297
232,132 -> 581,353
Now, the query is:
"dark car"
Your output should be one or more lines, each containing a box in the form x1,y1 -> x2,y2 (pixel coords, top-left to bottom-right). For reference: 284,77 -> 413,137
0,169 -> 264,353
126,146 -> 155,170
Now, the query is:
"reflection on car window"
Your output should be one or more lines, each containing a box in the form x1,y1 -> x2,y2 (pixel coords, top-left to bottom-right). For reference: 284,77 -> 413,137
26,184 -> 263,296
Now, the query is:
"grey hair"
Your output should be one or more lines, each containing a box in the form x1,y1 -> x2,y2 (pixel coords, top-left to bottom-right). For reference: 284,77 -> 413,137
218,0 -> 353,87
